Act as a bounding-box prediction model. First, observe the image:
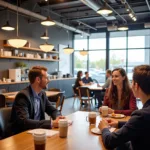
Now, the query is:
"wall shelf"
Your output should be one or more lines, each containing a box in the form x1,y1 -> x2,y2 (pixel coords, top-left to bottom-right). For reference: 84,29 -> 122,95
3,44 -> 59,54
0,56 -> 59,62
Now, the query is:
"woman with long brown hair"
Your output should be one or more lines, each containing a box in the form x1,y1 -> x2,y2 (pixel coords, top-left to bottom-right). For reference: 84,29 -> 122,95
98,65 -> 150,150
100,68 -> 136,115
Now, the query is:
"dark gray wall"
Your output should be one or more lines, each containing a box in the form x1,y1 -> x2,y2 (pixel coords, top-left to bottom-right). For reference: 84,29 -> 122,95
0,10 -> 73,78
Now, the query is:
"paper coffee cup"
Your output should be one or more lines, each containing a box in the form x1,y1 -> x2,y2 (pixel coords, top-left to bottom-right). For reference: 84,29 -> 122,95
59,119 -> 68,138
33,130 -> 46,150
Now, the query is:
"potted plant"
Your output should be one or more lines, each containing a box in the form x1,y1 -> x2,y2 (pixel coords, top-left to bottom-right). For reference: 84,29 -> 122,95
15,62 -> 27,74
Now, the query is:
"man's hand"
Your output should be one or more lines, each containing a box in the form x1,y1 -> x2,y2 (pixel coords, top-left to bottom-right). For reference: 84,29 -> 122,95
98,119 -> 110,130
105,118 -> 118,128
52,116 -> 66,128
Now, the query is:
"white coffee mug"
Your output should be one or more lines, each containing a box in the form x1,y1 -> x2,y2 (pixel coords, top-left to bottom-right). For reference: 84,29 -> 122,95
101,106 -> 108,117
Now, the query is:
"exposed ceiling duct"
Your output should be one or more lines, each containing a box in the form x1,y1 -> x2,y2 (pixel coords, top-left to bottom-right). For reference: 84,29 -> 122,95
80,0 -> 116,21
0,1 -> 90,36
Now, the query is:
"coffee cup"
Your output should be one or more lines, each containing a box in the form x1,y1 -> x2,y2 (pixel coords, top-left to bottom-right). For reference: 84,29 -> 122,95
59,119 -> 68,138
33,130 -> 46,150
101,106 -> 108,117
86,112 -> 97,125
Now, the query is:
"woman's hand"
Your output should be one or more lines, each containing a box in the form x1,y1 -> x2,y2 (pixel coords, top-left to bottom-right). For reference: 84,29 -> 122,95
98,119 -> 110,130
108,108 -> 114,114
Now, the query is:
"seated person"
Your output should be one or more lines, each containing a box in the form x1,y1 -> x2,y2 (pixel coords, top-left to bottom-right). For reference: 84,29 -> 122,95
99,68 -> 136,116
74,71 -> 86,95
82,71 -> 93,85
99,65 -> 150,150
10,66 -> 64,135
102,69 -> 112,89
96,69 -> 112,106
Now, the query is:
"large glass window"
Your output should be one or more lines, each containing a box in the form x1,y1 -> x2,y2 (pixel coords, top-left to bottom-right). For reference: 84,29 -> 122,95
127,49 -> 145,80
74,29 -> 150,81
109,50 -> 126,70
74,52 -> 87,77
110,31 -> 127,49
89,51 -> 106,83
128,30 -> 150,48
74,34 -> 87,50
89,33 -> 106,50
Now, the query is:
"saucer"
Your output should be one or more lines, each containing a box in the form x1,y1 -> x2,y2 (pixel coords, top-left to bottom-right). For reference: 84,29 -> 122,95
91,128 -> 101,135
108,114 -> 125,118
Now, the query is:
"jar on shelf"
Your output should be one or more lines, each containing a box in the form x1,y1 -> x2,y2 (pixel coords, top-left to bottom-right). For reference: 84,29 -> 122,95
0,49 -> 3,56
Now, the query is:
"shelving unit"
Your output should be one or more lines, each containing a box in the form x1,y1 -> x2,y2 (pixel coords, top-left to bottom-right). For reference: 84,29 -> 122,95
0,56 -> 59,61
3,44 -> 59,54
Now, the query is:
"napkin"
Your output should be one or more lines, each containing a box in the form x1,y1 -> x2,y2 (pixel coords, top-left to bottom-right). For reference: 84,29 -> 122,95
27,129 -> 59,137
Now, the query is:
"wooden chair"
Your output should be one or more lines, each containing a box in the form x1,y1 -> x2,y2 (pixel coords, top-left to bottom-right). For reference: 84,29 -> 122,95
0,89 -> 13,107
48,88 -> 65,112
72,84 -> 79,105
0,94 -> 6,108
78,87 -> 94,110
0,107 -> 12,139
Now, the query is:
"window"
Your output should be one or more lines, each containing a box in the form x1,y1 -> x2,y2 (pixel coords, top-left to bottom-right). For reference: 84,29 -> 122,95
89,33 -> 106,50
109,50 -> 126,70
110,31 -> 127,49
74,52 -> 87,77
89,51 -> 106,83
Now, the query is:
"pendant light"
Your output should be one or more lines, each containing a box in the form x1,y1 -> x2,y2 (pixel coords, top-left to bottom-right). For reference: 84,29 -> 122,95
1,9 -> 15,31
40,28 -> 49,39
8,0 -> 27,48
63,30 -> 74,54
118,24 -> 128,31
40,28 -> 54,52
97,2 -> 113,15
79,49 -> 88,56
39,42 -> 54,52
41,0 -> 55,26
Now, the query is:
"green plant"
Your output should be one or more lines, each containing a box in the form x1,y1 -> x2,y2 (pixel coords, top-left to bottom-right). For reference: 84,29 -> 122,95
15,62 -> 27,68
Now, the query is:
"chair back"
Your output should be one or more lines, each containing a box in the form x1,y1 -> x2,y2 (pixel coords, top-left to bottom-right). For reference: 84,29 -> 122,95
0,94 -> 6,108
78,87 -> 90,98
48,90 -> 65,112
0,107 -> 12,139
49,88 -> 61,92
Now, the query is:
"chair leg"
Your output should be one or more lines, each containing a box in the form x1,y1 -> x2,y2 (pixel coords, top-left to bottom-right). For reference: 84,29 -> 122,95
56,97 -> 60,109
73,95 -> 76,105
80,100 -> 83,110
60,97 -> 64,112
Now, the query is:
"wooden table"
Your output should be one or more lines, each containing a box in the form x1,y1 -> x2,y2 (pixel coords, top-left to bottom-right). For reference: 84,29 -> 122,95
0,111 -> 130,150
3,91 -> 61,101
82,84 -> 105,91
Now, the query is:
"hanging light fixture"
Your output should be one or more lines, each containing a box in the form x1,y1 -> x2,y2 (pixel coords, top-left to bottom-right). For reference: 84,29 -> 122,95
8,0 -> 27,48
2,21 -> 15,31
79,49 -> 88,56
97,2 -> 113,15
41,0 -> 55,26
41,16 -> 55,26
39,26 -> 54,52
64,45 -> 74,54
118,24 -> 129,31
63,30 -> 74,54
1,9 -> 15,31
39,42 -> 54,52
40,28 -> 49,39
40,32 -> 49,39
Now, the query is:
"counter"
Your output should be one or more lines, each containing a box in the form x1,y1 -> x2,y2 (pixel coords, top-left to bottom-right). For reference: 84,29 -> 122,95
0,78 -> 76,98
